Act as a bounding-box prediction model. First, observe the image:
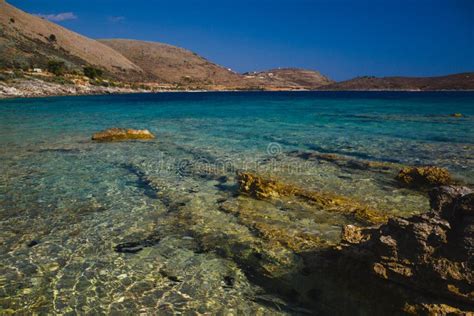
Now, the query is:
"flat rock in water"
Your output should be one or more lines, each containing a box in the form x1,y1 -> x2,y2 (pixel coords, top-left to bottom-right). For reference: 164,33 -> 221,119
92,128 -> 155,141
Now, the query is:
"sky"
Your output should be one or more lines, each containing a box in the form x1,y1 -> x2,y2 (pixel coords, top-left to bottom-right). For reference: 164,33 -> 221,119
8,0 -> 474,81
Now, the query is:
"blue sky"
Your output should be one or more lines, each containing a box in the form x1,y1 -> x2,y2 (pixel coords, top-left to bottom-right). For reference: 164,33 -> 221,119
9,0 -> 474,80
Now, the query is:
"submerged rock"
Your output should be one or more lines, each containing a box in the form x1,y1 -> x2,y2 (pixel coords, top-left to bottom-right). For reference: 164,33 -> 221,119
338,185 -> 474,313
236,171 -> 297,199
114,231 -> 161,254
219,198 -> 327,253
91,128 -> 155,141
26,240 -> 39,248
114,241 -> 144,254
236,171 -> 387,224
395,166 -> 452,188
288,150 -> 400,171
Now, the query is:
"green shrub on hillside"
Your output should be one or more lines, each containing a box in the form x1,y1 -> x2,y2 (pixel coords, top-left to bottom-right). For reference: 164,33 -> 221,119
90,79 -> 111,87
83,66 -> 103,79
49,76 -> 73,85
11,60 -> 30,71
13,70 -> 24,78
47,60 -> 66,76
0,70 -> 24,81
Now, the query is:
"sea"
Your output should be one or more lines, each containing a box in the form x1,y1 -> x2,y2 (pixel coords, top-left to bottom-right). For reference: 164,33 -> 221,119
0,91 -> 473,314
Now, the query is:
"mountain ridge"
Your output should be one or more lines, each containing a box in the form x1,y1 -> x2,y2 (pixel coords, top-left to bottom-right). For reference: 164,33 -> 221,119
321,72 -> 474,91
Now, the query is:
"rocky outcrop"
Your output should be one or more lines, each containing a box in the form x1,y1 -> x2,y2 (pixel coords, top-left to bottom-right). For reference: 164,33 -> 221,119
338,185 -> 474,313
396,166 -> 452,188
236,171 -> 387,224
92,128 -> 155,141
233,173 -> 472,313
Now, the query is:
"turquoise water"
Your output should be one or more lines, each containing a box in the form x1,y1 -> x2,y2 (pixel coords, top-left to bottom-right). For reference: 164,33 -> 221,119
0,91 -> 473,314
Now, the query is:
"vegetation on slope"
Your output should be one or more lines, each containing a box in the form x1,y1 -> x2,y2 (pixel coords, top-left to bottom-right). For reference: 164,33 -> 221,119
0,1 -> 142,80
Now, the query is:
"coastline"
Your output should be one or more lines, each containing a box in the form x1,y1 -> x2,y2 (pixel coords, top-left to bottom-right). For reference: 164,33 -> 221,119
0,78 -> 150,100
2,80 -> 474,100
0,78 -> 264,100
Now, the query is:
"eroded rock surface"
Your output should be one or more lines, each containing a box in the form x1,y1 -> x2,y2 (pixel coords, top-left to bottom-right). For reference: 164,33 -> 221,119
338,185 -> 474,313
92,128 -> 155,141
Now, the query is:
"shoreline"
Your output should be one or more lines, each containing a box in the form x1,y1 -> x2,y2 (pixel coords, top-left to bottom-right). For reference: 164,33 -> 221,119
1,79 -> 474,101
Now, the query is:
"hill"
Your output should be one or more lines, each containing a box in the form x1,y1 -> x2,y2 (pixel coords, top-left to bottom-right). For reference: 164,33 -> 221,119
100,40 -> 335,89
99,39 -> 253,88
0,0 -> 142,79
243,68 -> 334,89
322,73 -> 474,91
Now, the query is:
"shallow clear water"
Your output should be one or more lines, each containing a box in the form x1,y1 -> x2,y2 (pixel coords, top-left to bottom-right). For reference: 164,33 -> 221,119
0,91 -> 473,314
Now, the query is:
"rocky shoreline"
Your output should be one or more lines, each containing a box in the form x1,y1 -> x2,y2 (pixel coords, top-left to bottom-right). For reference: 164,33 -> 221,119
109,143 -> 472,314
0,78 -> 151,99
232,168 -> 473,314
327,185 -> 474,314
0,78 -> 292,99
3,78 -> 474,100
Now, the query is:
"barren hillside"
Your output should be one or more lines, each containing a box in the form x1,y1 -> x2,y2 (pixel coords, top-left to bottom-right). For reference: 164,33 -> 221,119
0,1 -> 142,79
244,68 -> 334,89
322,73 -> 474,91
99,39 -> 251,88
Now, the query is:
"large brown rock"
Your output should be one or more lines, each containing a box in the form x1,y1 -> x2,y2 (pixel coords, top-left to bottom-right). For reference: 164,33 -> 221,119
340,185 -> 474,312
91,128 -> 155,141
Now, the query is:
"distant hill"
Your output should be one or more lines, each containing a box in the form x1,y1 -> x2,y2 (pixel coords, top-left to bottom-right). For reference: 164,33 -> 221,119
322,73 -> 474,91
99,39 -> 252,88
0,0 -> 143,79
243,68 -> 334,89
